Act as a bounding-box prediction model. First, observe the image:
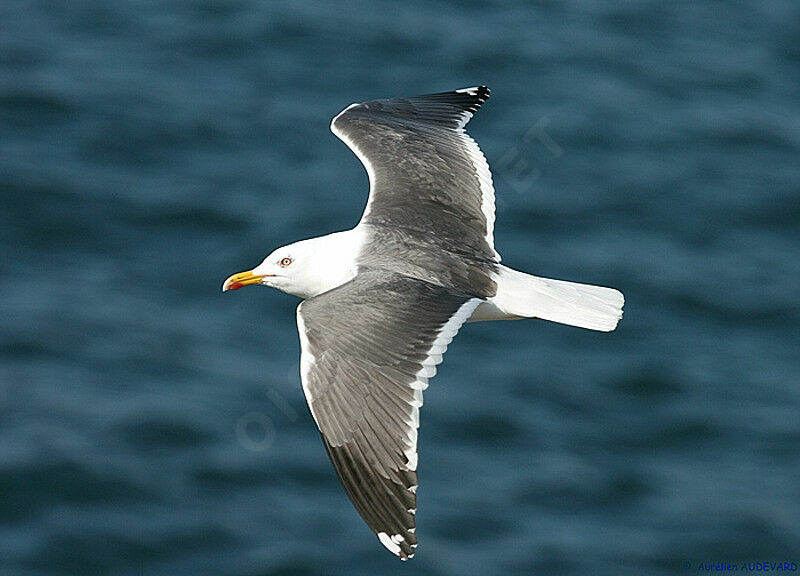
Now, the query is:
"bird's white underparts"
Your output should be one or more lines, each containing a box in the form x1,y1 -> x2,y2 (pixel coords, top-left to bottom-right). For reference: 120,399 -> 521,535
222,86 -> 624,560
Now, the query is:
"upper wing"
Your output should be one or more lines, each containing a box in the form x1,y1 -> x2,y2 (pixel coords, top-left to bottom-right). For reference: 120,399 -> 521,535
296,270 -> 480,559
330,86 -> 500,263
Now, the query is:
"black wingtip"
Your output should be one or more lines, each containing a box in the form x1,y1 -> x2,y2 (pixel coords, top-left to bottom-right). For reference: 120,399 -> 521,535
455,85 -> 491,112
399,85 -> 492,127
333,86 -> 493,131
474,85 -> 491,101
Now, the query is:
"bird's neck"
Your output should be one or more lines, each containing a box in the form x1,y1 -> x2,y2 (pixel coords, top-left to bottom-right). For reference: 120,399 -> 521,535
294,228 -> 364,299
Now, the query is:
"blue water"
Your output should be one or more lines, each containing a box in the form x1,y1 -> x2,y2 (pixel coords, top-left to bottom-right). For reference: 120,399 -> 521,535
2,2 -> 799,575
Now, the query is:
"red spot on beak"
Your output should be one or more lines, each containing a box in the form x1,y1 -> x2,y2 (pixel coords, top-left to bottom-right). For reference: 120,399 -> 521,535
227,282 -> 244,291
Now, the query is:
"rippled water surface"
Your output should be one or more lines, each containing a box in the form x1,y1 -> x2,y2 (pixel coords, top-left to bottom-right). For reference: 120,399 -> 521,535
2,2 -> 799,575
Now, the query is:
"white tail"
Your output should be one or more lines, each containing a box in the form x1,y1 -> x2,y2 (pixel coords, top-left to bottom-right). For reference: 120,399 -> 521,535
472,265 -> 624,331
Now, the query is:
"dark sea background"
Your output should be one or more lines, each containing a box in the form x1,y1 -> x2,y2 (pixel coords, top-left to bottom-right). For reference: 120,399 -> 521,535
2,1 -> 799,575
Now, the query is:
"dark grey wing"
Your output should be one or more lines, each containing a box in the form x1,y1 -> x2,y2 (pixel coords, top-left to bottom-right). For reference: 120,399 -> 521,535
296,270 -> 480,560
330,86 -> 500,263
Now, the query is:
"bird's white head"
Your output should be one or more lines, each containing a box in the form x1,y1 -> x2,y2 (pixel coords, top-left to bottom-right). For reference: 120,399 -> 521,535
222,230 -> 360,299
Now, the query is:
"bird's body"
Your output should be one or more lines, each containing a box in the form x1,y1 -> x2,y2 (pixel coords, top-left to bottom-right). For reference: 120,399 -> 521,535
223,86 -> 623,559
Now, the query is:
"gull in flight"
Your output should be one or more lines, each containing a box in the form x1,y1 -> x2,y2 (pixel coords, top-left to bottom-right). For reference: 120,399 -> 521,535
222,86 -> 624,559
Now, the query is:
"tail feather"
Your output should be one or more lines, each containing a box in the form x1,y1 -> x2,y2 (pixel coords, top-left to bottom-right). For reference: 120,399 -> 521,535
491,266 -> 624,332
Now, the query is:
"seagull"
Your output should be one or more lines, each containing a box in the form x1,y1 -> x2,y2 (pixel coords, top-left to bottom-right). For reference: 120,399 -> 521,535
222,86 -> 624,560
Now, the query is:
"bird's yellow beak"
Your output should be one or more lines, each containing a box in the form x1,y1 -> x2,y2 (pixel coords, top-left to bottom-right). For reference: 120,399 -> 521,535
222,270 -> 264,292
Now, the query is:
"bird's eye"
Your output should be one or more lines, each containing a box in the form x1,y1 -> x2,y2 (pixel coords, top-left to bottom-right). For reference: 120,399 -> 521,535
279,257 -> 293,267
